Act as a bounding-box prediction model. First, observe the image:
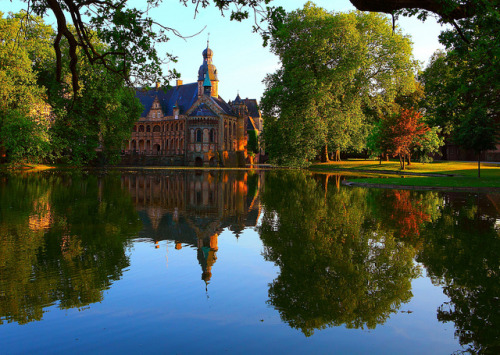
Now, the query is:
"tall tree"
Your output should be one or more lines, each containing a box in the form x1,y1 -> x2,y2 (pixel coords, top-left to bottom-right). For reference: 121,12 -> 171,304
261,3 -> 416,166
0,12 -> 53,163
421,2 -> 499,177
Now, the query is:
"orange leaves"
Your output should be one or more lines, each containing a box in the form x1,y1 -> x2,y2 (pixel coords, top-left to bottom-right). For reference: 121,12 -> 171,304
379,108 -> 430,168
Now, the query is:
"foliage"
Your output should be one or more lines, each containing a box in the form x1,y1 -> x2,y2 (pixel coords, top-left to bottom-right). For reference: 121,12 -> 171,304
13,0 -> 274,95
377,108 -> 430,169
247,129 -> 259,154
259,170 -> 420,335
413,126 -> 445,163
420,2 -> 499,177
0,12 -> 143,165
261,3 -> 416,167
0,109 -> 51,163
0,12 -> 53,163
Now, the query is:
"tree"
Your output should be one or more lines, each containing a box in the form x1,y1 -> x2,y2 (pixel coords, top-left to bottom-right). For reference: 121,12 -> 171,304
0,12 -> 143,165
420,2 -> 499,177
349,0 -> 477,21
377,108 -> 430,169
0,12 -> 53,163
261,3 -> 416,166
10,0 -> 273,96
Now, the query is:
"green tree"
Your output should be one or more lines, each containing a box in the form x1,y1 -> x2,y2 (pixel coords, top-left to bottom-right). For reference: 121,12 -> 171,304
0,12 -> 53,163
261,3 -> 416,167
420,2 -> 499,177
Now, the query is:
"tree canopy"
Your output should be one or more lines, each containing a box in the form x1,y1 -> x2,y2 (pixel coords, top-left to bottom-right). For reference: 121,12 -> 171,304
261,3 -> 416,166
0,11 -> 143,164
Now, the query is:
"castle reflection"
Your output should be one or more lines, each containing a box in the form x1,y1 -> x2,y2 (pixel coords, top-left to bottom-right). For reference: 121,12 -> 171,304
121,170 -> 263,284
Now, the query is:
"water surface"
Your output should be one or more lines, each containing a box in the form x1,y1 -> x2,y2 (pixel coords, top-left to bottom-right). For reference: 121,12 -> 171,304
0,170 -> 498,354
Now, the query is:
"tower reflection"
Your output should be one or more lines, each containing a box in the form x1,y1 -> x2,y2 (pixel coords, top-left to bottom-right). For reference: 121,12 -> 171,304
121,170 -> 262,284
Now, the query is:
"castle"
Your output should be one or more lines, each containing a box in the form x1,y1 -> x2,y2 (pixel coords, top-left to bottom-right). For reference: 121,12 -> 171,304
122,43 -> 262,167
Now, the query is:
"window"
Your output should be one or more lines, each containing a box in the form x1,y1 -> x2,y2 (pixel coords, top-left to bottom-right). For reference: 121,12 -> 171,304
196,129 -> 202,143
139,125 -> 144,132
153,125 -> 161,132
209,129 -> 215,143
146,125 -> 151,132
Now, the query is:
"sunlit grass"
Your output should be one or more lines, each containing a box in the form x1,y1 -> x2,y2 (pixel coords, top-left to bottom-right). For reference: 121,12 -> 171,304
310,160 -> 500,188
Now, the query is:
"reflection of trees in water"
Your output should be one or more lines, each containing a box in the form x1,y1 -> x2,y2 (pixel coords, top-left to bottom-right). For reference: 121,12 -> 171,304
259,171 -> 421,336
0,172 -> 141,325
417,194 -> 500,354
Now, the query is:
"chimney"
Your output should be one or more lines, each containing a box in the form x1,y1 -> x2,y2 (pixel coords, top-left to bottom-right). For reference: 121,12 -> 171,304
176,79 -> 183,87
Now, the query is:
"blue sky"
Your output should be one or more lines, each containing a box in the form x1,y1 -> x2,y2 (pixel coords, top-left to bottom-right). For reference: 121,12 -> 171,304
3,0 -> 446,102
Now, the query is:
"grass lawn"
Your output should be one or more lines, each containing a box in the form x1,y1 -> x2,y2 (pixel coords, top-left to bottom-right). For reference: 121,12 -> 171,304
309,160 -> 500,189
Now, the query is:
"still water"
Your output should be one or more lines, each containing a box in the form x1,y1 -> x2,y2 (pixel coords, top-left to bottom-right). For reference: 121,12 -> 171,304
0,169 -> 498,354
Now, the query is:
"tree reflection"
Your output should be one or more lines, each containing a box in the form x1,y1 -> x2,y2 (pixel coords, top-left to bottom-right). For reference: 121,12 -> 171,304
368,189 -> 442,248
0,172 -> 141,324
259,171 -> 421,336
417,194 -> 500,354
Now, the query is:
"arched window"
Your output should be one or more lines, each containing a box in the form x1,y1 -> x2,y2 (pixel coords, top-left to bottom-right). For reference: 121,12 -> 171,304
153,125 -> 161,132
209,129 -> 215,143
196,129 -> 202,143
139,125 -> 144,132
146,125 -> 151,132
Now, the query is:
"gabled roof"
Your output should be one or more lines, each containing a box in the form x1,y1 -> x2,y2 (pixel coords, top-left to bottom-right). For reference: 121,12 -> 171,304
189,103 -> 217,117
136,83 -> 199,117
211,96 -> 234,115
242,98 -> 261,119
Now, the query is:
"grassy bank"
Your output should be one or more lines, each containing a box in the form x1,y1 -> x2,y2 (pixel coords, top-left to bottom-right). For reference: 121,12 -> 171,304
310,160 -> 500,189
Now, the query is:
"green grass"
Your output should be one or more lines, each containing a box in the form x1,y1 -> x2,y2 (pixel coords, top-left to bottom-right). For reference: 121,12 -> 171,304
309,160 -> 500,189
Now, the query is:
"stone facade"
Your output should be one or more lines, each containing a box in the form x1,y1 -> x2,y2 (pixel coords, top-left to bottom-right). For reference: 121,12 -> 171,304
123,44 -> 261,167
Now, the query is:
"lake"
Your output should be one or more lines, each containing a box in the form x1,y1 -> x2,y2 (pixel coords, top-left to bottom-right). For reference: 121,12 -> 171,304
0,169 -> 498,354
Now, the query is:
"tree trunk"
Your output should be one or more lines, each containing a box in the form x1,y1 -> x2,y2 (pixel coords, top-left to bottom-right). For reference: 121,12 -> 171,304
407,154 -> 411,166
321,145 -> 329,163
334,149 -> 341,161
379,154 -> 382,165
478,151 -> 481,178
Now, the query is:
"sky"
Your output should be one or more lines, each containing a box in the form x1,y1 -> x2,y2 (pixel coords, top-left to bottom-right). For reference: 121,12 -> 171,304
3,0 -> 447,102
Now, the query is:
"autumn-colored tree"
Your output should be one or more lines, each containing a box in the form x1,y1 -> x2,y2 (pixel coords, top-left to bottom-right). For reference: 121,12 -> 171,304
380,108 -> 430,169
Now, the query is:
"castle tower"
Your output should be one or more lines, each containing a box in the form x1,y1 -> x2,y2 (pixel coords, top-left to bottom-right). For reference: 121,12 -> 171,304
232,94 -> 248,152
197,41 -> 219,98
